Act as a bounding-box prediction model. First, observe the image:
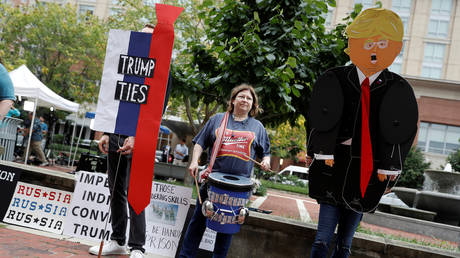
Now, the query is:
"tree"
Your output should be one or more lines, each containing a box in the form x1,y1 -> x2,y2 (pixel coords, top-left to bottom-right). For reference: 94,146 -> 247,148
0,3 -> 107,104
446,141 -> 460,172
171,0 -> 362,135
398,147 -> 431,189
270,116 -> 306,162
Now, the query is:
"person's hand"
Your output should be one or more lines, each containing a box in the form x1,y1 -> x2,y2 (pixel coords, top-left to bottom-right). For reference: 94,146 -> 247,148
188,160 -> 199,177
306,156 -> 313,168
325,159 -> 334,167
118,136 -> 135,155
377,174 -> 398,182
260,156 -> 271,171
98,134 -> 109,154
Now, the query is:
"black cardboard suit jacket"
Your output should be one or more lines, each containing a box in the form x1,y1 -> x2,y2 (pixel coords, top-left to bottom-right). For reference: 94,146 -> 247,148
307,65 -> 418,212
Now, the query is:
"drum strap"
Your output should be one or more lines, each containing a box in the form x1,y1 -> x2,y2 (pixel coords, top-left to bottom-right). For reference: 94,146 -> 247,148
200,111 -> 229,181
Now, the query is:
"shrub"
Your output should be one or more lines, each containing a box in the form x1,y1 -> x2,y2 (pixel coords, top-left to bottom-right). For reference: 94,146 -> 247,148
398,147 -> 431,189
446,143 -> 460,172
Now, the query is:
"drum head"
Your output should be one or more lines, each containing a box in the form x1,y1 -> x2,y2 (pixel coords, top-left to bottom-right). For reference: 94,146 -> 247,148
379,80 -> 418,144
310,72 -> 344,132
208,172 -> 253,192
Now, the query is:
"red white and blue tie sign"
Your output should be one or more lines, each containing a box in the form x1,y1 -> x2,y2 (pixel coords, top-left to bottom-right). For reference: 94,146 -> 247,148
93,29 -> 156,135
93,4 -> 183,214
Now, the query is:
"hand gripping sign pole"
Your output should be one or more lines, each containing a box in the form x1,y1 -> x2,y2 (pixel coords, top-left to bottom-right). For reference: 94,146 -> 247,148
128,4 -> 183,215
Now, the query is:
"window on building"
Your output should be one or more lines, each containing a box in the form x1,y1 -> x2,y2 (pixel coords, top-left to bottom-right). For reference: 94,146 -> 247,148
417,122 -> 460,155
389,40 -> 406,73
421,43 -> 445,79
79,5 -> 95,16
428,0 -> 452,38
392,0 -> 412,34
354,0 -> 374,10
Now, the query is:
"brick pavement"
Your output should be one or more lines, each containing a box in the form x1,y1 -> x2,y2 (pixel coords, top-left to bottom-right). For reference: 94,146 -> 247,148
252,189 -> 459,250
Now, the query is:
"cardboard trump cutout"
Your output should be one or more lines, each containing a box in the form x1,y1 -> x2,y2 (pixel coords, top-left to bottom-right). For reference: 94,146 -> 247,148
94,4 -> 183,214
307,8 -> 418,212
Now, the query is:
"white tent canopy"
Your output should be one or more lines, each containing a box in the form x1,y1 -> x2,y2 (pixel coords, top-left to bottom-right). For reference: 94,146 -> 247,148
9,65 -> 79,113
9,64 -> 80,166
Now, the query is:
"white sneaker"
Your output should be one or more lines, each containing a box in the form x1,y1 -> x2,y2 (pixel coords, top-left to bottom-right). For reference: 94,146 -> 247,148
130,249 -> 144,258
88,240 -> 128,255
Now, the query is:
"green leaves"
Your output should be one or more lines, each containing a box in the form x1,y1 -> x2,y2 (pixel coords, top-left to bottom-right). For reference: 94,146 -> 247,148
0,2 -> 107,104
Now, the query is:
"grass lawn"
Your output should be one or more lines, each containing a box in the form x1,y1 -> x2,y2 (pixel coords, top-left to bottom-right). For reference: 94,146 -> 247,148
260,179 -> 309,195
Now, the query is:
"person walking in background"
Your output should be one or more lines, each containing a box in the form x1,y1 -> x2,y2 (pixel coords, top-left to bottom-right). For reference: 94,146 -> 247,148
20,112 -> 48,166
173,138 -> 188,166
39,115 -> 48,151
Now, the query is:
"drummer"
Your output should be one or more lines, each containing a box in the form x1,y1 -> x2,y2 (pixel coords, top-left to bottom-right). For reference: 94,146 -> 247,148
179,83 -> 271,258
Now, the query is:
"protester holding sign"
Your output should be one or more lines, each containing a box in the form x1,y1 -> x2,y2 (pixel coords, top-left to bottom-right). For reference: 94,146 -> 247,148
88,24 -> 173,258
179,84 -> 271,258
307,8 -> 418,258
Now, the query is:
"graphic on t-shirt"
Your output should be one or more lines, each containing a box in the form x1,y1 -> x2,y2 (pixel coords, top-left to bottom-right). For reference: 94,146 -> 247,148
218,129 -> 255,161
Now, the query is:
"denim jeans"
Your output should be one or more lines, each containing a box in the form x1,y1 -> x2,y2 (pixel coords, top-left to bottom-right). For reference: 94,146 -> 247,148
310,203 -> 363,258
179,184 -> 233,258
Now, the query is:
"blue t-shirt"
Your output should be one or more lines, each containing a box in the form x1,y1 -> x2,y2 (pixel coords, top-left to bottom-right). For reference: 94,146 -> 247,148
41,122 -> 48,133
25,118 -> 43,141
193,113 -> 270,178
0,64 -> 15,101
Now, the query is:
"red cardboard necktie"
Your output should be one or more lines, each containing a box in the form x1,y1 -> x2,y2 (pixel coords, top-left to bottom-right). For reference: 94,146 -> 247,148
128,3 -> 183,215
360,77 -> 373,198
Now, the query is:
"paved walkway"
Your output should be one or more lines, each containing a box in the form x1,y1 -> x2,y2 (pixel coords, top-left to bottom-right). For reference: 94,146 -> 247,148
250,189 -> 459,250
1,162 -> 458,256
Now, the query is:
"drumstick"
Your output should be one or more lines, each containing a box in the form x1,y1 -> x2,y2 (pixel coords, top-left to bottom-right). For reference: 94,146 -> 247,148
193,174 -> 202,205
243,154 -> 275,174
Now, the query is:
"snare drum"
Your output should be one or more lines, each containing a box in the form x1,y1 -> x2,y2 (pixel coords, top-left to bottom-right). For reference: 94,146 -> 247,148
204,172 -> 253,234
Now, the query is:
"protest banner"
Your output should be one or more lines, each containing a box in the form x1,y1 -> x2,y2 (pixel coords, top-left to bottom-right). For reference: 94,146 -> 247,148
3,182 -> 72,234
0,164 -> 22,220
144,181 -> 192,256
63,171 -> 112,241
63,171 -> 192,257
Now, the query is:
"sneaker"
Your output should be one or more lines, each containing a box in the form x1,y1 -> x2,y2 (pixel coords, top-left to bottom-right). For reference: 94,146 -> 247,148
88,240 -> 128,255
130,250 -> 144,258
39,161 -> 49,167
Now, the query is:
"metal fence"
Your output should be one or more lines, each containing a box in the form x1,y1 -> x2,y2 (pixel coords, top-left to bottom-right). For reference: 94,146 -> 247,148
0,117 -> 22,161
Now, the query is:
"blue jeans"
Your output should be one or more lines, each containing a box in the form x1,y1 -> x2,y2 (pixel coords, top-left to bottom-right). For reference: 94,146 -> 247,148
310,203 -> 363,258
179,184 -> 233,258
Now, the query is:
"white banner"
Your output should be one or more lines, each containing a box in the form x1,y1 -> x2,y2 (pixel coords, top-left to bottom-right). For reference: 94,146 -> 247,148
63,171 -> 113,242
3,182 -> 72,234
63,171 -> 192,257
145,182 -> 192,256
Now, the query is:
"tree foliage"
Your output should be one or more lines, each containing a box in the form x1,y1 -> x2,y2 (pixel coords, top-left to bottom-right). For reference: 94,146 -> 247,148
0,3 -> 107,104
398,147 -> 431,189
172,0 -> 362,135
270,115 -> 306,161
446,141 -> 460,172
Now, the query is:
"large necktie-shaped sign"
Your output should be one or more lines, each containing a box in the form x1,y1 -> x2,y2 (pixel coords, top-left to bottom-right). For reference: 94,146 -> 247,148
93,4 -> 183,214
360,77 -> 373,197
128,4 -> 183,214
